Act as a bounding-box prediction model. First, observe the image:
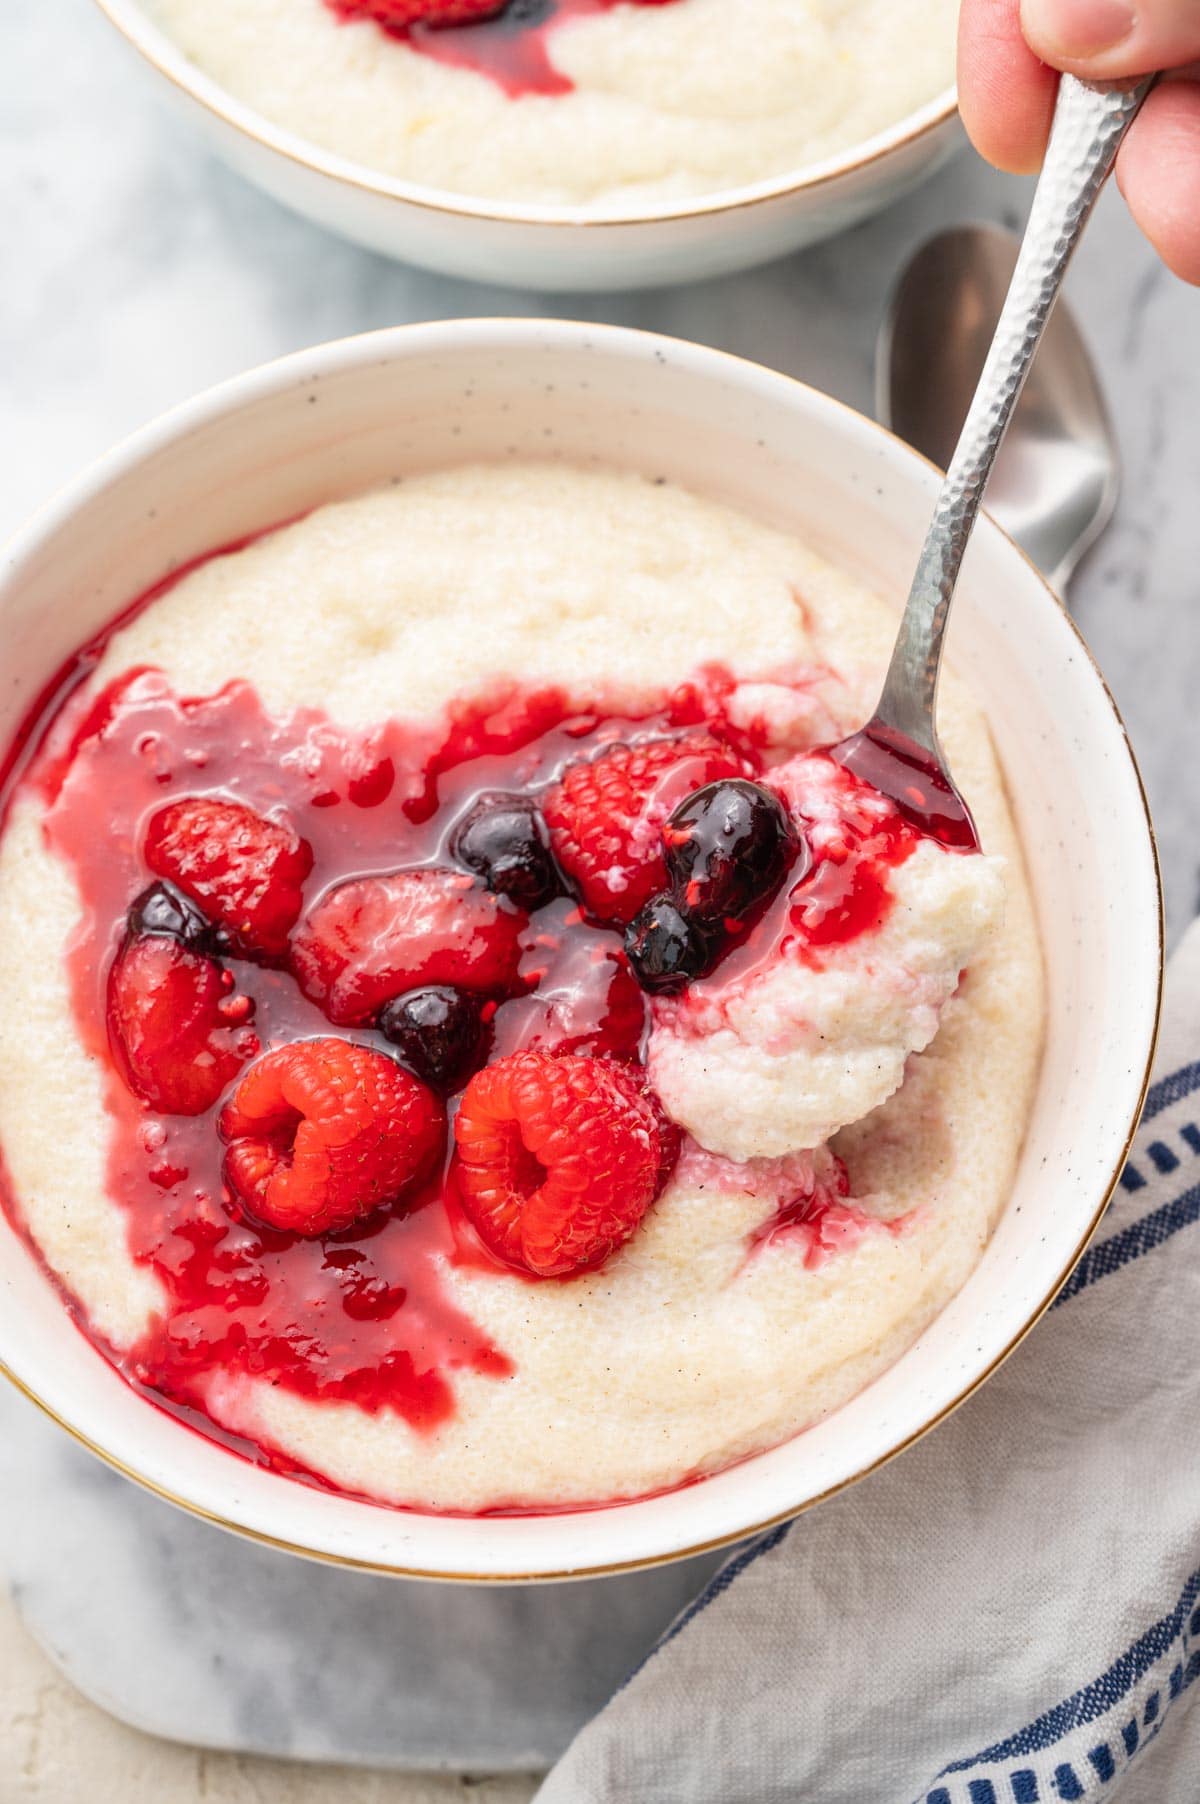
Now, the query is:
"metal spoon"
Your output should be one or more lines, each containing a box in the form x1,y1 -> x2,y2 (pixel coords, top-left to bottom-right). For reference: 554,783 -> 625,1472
833,74 -> 1153,846
878,224 -> 1119,594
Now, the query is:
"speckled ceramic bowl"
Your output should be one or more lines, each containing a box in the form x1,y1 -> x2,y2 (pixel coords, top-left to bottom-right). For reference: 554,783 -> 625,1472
91,0 -> 961,291
0,321 -> 1162,1580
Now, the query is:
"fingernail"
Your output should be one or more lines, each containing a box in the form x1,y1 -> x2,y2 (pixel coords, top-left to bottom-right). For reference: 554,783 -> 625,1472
1021,0 -> 1136,56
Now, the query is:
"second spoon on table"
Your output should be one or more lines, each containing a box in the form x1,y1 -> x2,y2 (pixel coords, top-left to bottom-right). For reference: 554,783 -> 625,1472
878,223 -> 1119,596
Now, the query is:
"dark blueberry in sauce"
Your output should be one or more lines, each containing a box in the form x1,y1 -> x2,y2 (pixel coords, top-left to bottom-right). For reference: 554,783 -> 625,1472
663,779 -> 798,926
449,790 -> 561,909
378,985 -> 489,1093
624,896 -> 718,995
128,880 -> 216,954
494,0 -> 556,29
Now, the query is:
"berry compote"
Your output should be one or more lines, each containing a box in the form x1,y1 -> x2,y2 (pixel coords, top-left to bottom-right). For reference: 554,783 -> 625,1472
0,533 -> 962,1505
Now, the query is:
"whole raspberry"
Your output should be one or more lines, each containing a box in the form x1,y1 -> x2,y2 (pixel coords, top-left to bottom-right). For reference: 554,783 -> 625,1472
290,868 -> 526,1027
144,796 -> 313,960
220,1039 -> 445,1236
329,0 -> 506,30
543,734 -> 749,926
453,1051 -> 680,1278
108,933 -> 256,1116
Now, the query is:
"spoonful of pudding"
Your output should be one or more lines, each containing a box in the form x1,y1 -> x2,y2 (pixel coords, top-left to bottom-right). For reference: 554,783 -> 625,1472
831,71 -> 1154,850
644,73 -> 1154,1163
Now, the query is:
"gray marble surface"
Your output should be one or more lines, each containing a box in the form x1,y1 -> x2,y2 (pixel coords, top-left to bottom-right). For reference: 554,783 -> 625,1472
3,0 -> 1199,1772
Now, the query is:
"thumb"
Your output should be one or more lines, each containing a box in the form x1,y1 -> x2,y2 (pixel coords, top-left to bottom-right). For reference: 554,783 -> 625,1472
1020,0 -> 1200,72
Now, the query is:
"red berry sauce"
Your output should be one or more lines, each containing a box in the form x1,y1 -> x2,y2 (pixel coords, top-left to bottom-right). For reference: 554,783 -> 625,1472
327,0 -> 682,102
750,1159 -> 914,1271
831,719 -> 979,852
0,537 -> 968,1502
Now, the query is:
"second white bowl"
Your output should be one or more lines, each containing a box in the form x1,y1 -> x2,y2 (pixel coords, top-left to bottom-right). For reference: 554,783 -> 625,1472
93,0 -> 961,291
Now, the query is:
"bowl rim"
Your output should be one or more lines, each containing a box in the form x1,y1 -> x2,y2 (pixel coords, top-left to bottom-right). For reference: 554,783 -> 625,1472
91,0 -> 960,230
0,319 -> 1164,1580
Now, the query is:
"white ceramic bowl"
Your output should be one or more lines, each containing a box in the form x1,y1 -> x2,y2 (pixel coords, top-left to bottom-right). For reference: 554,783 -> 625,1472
0,321 -> 1161,1580
92,0 -> 961,291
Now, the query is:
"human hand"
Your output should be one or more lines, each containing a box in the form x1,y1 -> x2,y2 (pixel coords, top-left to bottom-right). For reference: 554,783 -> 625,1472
958,0 -> 1200,281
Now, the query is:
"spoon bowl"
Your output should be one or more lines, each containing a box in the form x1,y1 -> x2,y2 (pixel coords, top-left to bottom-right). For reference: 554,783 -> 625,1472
879,224 -> 1119,592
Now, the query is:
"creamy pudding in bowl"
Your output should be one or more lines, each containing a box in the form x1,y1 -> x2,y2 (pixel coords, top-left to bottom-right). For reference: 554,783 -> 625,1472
0,321 -> 1159,1576
137,0 -> 959,210
0,461 -> 1041,1513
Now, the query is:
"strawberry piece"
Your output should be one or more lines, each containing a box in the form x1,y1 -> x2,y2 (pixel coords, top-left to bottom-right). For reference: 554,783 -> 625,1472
107,934 -> 257,1116
144,797 -> 313,960
330,0 -> 506,30
543,734 -> 750,926
291,868 -> 526,1027
453,1051 -> 680,1278
220,1039 -> 445,1236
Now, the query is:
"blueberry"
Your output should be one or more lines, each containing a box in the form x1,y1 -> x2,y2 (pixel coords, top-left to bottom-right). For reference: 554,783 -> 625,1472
128,880 -> 216,953
378,986 -> 488,1093
624,896 -> 718,995
663,779 -> 797,925
449,791 -> 561,910
498,0 -> 556,26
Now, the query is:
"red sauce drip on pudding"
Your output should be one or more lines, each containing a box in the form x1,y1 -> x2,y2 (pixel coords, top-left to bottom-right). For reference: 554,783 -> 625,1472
327,0 -> 682,101
737,1154 -> 910,1270
786,765 -> 917,954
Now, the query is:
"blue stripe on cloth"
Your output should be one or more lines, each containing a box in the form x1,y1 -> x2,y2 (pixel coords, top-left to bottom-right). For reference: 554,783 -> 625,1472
1052,1764 -> 1084,1799
614,1519 -> 792,1694
1143,1059 -> 1200,1120
1088,1743 -> 1116,1781
927,1564 -> 1200,1781
1054,1180 -> 1200,1305
605,1056 -> 1200,1788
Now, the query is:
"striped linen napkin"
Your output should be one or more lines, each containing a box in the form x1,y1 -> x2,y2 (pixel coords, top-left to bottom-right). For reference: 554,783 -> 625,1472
535,923 -> 1200,1804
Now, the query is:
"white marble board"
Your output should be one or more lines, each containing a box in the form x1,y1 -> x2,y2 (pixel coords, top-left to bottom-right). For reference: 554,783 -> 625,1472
3,0 -> 1199,1771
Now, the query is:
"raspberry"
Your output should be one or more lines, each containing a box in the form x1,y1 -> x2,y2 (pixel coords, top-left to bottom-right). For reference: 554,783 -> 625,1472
543,734 -> 749,926
329,0 -> 505,30
290,868 -> 526,1027
107,933 -> 256,1116
453,1051 -> 680,1278
144,797 -> 313,960
220,1040 -> 445,1236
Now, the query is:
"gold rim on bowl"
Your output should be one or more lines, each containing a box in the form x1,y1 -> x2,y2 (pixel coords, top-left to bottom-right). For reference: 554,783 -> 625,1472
0,321 -> 1164,1581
